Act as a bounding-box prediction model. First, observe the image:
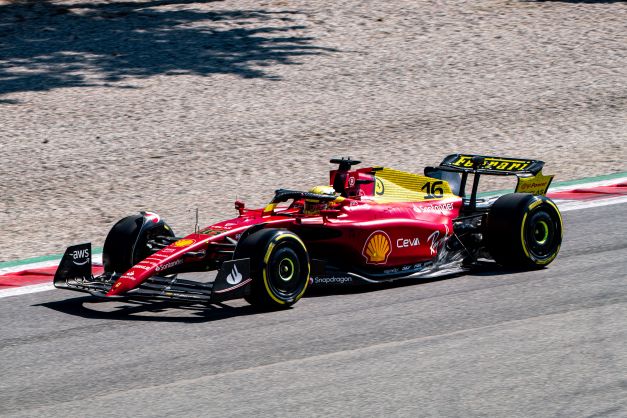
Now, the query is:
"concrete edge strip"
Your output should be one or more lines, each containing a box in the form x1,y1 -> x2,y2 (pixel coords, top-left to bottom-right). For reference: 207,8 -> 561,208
1,172 -> 626,273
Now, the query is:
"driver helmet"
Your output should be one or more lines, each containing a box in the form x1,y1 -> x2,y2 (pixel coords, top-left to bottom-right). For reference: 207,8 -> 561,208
304,185 -> 336,215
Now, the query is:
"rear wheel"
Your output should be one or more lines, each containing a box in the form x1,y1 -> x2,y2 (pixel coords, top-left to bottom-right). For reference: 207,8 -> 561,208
235,229 -> 310,310
103,213 -> 174,274
486,193 -> 562,269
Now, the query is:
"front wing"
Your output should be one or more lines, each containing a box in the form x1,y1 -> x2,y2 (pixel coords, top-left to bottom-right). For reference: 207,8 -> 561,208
53,243 -> 252,304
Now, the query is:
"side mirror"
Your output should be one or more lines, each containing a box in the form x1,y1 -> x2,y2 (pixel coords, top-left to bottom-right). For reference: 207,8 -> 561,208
234,200 -> 246,215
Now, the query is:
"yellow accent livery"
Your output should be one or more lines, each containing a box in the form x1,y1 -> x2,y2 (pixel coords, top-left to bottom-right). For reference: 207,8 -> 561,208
369,167 -> 455,203
451,155 -> 533,172
515,171 -> 554,195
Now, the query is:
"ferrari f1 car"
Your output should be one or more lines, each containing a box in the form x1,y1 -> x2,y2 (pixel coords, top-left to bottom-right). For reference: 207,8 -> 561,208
54,154 -> 563,310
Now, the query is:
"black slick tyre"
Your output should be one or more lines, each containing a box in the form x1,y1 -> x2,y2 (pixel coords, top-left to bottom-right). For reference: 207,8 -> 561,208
235,229 -> 310,310
103,214 -> 174,274
486,193 -> 563,269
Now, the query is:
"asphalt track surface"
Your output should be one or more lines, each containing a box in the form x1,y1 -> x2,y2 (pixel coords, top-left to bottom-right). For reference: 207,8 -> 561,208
0,203 -> 625,417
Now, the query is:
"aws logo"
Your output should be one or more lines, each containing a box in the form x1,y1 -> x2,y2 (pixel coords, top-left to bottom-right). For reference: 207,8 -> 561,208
363,230 -> 391,264
71,248 -> 90,266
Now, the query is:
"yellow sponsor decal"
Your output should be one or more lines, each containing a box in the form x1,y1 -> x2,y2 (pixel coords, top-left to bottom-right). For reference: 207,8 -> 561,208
528,199 -> 543,210
173,238 -> 195,247
451,155 -> 532,172
515,171 -> 554,195
199,228 -> 223,236
362,230 -> 392,264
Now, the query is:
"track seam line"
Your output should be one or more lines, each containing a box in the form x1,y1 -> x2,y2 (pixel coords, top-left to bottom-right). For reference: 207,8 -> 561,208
15,300 -> 627,413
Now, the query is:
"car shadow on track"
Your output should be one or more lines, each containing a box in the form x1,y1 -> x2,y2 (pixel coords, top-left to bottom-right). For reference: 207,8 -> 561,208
0,0 -> 335,97
38,262 -> 524,322
305,275 -> 457,298
305,261 -> 521,297
37,295 -> 261,323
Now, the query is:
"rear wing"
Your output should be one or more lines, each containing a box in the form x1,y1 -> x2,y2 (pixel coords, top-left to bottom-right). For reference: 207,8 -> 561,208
425,154 -> 553,211
438,154 -> 544,175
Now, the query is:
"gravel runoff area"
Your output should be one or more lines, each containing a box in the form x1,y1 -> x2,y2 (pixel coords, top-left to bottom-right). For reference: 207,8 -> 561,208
1,0 -> 626,262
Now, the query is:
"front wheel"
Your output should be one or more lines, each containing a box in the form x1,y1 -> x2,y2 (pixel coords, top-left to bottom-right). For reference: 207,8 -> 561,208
235,229 -> 310,310
486,193 -> 563,269
103,212 -> 175,274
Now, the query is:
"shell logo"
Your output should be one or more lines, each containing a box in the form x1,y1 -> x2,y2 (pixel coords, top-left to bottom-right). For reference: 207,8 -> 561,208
363,230 -> 391,264
173,239 -> 195,248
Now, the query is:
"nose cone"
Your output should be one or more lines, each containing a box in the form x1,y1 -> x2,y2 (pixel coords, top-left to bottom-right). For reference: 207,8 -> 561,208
106,275 -> 136,296
105,268 -> 150,296
103,233 -> 208,297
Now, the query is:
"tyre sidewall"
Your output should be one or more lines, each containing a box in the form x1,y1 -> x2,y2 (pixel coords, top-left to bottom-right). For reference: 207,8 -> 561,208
103,214 -> 174,273
237,229 -> 310,309
520,197 -> 562,265
487,194 -> 562,269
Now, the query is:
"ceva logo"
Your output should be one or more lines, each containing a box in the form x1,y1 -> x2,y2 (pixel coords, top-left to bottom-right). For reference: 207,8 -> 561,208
396,237 -> 420,248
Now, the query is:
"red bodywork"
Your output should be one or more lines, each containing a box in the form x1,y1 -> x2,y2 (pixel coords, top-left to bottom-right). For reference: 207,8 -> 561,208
107,166 -> 463,296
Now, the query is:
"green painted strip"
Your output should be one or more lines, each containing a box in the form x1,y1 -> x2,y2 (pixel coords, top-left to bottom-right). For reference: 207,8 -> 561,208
476,188 -> 512,198
0,247 -> 103,270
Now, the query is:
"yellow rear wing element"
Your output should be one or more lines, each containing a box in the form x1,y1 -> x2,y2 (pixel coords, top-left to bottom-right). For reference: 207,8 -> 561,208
515,171 -> 554,195
440,154 -> 545,175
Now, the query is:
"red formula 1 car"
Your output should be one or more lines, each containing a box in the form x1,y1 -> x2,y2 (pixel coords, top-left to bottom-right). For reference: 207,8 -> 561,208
54,154 -> 563,310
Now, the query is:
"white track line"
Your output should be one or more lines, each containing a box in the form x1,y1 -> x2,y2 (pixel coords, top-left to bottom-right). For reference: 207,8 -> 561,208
556,195 -> 627,212
0,283 -> 55,299
1,195 -> 625,299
